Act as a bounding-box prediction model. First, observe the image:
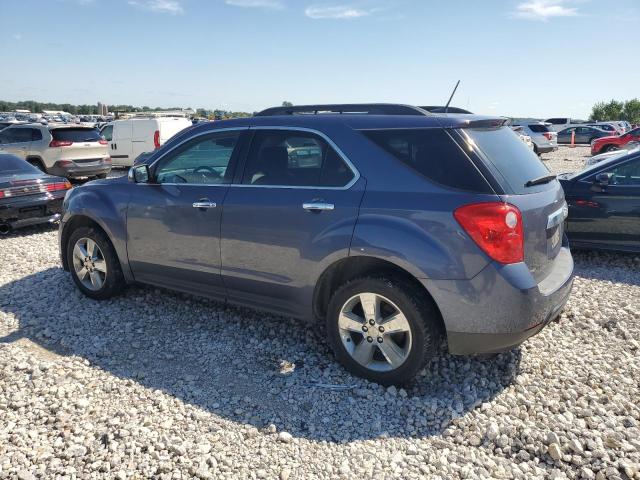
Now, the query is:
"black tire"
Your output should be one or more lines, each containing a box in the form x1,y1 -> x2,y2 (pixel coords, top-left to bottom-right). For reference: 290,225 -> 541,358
604,145 -> 619,153
27,158 -> 46,173
95,173 -> 108,179
66,226 -> 125,300
533,144 -> 539,156
326,276 -> 441,386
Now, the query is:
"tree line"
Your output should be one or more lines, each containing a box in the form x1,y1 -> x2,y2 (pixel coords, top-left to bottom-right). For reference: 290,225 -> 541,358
590,99 -> 640,124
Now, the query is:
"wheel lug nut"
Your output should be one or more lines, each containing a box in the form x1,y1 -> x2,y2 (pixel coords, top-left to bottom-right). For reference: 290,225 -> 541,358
367,336 -> 373,343
377,337 -> 383,343
369,319 -> 375,326
362,326 -> 368,332
378,326 -> 384,333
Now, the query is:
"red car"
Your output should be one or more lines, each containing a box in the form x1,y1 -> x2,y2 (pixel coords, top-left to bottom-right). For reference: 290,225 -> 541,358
591,127 -> 640,155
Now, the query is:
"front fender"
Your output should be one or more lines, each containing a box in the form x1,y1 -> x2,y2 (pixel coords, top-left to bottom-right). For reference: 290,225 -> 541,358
60,185 -> 133,282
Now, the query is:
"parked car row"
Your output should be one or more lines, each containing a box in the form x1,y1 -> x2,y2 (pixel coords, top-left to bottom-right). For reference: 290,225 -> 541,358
511,122 -> 558,155
544,117 -> 632,134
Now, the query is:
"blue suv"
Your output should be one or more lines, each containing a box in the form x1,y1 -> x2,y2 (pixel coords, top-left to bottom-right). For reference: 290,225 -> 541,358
59,104 -> 574,385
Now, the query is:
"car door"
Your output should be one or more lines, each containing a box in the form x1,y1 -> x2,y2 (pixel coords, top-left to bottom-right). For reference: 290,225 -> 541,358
220,128 -> 364,319
126,128 -> 246,298
565,155 -> 640,249
575,127 -> 591,143
110,122 -> 133,165
557,128 -> 572,144
0,127 -> 33,158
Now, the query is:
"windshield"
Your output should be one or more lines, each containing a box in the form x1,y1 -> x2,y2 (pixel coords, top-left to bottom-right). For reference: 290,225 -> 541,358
459,126 -> 552,194
0,154 -> 39,175
51,128 -> 102,142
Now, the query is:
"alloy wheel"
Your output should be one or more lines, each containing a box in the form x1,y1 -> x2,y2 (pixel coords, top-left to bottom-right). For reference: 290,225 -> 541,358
338,292 -> 413,372
72,237 -> 107,291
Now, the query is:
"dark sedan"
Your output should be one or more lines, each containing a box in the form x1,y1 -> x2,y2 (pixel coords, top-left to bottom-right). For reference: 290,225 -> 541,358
557,126 -> 611,144
0,153 -> 71,234
559,150 -> 640,252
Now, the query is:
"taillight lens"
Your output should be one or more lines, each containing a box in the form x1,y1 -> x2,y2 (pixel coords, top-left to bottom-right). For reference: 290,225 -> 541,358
49,139 -> 73,147
454,202 -> 524,264
99,139 -> 108,145
543,132 -> 553,140
153,130 -> 160,149
46,181 -> 72,192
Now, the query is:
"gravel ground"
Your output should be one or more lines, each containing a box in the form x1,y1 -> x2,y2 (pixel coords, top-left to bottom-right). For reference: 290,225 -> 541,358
1,147 -> 639,479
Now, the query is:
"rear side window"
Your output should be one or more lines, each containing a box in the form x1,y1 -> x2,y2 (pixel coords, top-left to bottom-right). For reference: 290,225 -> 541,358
362,128 -> 491,193
241,130 -> 354,187
461,126 -> 551,194
546,118 -> 567,125
528,124 -> 549,133
51,128 -> 102,142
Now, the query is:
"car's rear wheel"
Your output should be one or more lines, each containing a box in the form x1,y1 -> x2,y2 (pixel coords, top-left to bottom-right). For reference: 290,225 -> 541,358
604,145 -> 619,153
27,158 -> 46,173
95,173 -> 108,179
67,226 -> 125,300
326,276 -> 440,385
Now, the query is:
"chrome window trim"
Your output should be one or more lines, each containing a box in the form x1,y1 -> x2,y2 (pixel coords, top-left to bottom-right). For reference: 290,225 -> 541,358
146,125 -> 360,191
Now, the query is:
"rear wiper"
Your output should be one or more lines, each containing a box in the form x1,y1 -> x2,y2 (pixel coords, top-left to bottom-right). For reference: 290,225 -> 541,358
525,174 -> 556,187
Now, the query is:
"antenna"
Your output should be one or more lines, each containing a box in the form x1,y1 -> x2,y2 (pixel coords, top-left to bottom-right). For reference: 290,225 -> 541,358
444,80 -> 461,114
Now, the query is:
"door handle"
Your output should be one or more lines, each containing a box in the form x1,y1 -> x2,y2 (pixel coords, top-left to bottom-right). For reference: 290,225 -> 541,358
192,200 -> 217,209
303,201 -> 334,212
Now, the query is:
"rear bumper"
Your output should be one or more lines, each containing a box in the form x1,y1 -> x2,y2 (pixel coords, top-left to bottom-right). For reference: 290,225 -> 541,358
49,160 -> 111,178
536,145 -> 557,154
421,244 -> 574,355
0,195 -> 64,230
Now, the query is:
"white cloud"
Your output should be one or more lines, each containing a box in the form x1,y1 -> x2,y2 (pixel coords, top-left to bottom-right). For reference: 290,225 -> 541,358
305,4 -> 376,19
511,0 -> 578,21
128,0 -> 184,14
225,0 -> 283,8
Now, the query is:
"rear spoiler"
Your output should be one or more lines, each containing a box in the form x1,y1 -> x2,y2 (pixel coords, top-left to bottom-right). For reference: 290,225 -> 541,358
456,118 -> 509,129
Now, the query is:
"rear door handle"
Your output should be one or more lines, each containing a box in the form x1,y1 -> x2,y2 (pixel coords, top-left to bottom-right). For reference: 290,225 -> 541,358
193,200 -> 217,209
303,201 -> 334,212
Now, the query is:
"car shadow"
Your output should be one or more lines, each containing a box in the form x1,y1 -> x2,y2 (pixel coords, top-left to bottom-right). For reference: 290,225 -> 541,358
572,249 -> 640,287
0,267 -> 520,442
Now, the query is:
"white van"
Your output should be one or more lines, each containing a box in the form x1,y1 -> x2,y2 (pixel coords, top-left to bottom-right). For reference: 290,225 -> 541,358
100,117 -> 192,166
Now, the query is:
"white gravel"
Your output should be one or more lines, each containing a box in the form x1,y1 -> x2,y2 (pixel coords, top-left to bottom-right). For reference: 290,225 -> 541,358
1,147 -> 639,479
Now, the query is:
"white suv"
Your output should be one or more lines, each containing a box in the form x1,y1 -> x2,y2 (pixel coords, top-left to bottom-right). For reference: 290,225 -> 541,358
0,124 -> 111,179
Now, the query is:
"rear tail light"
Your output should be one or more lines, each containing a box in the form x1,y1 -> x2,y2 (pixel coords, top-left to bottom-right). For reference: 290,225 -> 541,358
543,132 -> 553,140
99,139 -> 108,145
45,181 -> 72,192
454,202 -> 524,264
49,139 -> 73,147
153,130 -> 160,149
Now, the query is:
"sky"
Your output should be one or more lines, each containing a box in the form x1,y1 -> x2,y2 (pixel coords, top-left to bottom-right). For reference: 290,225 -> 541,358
1,0 -> 639,118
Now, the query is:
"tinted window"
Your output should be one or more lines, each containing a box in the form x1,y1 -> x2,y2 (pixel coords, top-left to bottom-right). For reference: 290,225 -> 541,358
608,158 -> 640,186
31,128 -> 42,141
0,154 -> 39,174
51,128 -> 102,142
528,124 -> 549,133
101,125 -> 113,141
461,126 -> 551,194
362,128 -> 491,193
1,127 -> 33,143
155,131 -> 240,184
546,118 -> 567,125
242,131 -> 354,187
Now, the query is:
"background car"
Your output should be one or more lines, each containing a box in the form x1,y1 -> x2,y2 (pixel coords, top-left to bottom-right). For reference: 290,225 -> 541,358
559,150 -> 640,252
584,142 -> 640,167
557,126 -> 610,144
512,122 -> 557,155
585,122 -> 620,135
543,117 -> 587,132
0,153 -> 71,234
511,126 -> 534,151
0,123 -> 111,179
590,127 -> 640,154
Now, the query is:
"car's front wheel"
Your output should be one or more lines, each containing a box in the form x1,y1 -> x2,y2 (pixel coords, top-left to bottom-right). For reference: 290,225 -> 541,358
326,277 -> 440,385
67,226 -> 125,300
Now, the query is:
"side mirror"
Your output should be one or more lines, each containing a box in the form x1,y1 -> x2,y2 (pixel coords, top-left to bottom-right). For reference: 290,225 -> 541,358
129,164 -> 150,183
595,172 -> 613,186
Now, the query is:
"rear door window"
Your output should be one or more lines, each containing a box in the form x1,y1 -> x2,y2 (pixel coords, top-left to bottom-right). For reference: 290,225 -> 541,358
460,126 -> 552,194
51,128 -> 102,142
361,128 -> 492,193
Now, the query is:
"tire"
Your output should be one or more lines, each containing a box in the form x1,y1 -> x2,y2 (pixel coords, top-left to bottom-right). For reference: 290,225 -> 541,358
95,173 -> 108,179
66,226 -> 125,300
604,145 -> 619,153
27,158 -> 46,173
326,276 -> 440,386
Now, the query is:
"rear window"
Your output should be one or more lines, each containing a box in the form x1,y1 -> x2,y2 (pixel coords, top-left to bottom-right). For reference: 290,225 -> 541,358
51,128 -> 102,142
528,124 -> 550,133
0,155 -> 38,174
461,126 -> 552,194
362,128 -> 492,193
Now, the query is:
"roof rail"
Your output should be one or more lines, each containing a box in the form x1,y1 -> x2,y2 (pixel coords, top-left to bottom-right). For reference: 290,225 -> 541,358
255,103 -> 431,117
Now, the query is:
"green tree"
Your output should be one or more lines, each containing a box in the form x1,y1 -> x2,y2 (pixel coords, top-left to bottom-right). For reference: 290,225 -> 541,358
589,102 -> 607,121
623,98 -> 640,124
282,101 -> 293,107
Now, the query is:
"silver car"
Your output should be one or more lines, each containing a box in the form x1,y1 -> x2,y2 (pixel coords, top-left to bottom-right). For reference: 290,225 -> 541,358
0,123 -> 111,179
513,122 -> 558,155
